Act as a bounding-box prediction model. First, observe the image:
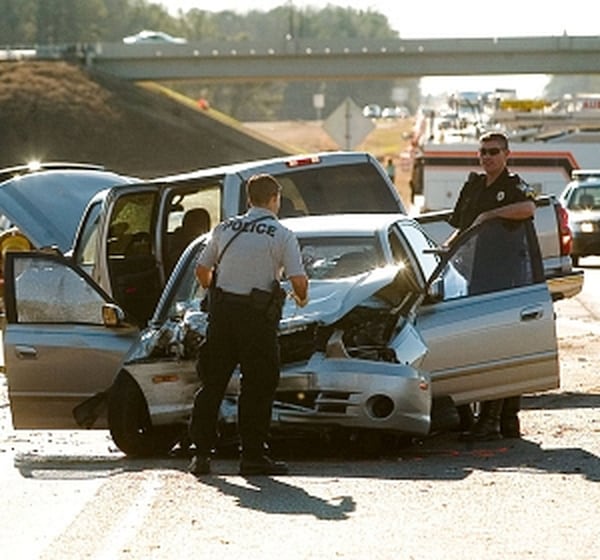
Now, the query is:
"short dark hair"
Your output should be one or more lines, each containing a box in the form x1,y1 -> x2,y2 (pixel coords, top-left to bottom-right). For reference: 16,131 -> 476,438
246,173 -> 282,205
479,131 -> 509,150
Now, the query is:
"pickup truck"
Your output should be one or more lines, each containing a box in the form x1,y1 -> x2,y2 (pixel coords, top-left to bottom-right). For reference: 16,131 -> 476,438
416,195 -> 584,301
71,151 -> 406,324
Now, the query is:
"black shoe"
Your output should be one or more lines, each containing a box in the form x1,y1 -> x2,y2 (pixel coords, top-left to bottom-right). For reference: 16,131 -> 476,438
240,455 -> 289,475
188,454 -> 211,476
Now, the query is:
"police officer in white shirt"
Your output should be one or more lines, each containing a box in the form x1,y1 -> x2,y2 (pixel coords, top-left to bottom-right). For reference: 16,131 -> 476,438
188,173 -> 308,476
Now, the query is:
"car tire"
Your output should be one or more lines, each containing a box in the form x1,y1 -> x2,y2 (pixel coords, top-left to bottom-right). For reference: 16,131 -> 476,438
571,254 -> 580,267
107,370 -> 181,457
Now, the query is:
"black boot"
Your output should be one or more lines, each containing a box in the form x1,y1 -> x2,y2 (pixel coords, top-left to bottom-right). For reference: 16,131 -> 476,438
460,400 -> 503,441
501,395 -> 521,438
188,453 -> 211,476
457,404 -> 475,431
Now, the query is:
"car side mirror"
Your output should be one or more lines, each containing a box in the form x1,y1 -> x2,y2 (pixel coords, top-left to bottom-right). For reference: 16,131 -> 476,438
102,303 -> 126,327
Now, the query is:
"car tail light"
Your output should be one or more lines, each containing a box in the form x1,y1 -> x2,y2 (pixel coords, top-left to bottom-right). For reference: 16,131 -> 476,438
555,202 -> 573,256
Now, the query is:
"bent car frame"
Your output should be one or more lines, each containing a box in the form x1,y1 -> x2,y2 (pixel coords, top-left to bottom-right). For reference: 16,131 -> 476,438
3,214 -> 559,456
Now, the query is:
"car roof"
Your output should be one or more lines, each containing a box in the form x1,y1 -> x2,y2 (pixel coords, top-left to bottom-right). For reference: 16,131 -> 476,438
151,151 -> 375,184
0,167 -> 137,252
85,152 -> 381,202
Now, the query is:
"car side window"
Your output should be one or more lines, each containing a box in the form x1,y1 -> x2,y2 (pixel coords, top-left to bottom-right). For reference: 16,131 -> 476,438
444,219 -> 539,299
106,191 -> 160,324
164,185 -> 221,274
11,255 -> 107,324
107,192 -> 156,258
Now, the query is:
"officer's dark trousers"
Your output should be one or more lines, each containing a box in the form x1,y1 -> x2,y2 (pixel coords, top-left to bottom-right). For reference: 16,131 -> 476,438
189,297 -> 280,457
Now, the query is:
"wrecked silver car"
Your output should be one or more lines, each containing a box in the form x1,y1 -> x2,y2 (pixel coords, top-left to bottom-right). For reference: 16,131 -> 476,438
3,214 -> 559,456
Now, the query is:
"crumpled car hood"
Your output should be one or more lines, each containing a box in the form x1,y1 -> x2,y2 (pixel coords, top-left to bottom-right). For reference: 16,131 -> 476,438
280,264 -> 409,329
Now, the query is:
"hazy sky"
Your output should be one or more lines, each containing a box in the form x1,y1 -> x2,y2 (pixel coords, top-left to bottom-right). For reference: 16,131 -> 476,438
160,0 -> 595,38
159,0 -> 596,96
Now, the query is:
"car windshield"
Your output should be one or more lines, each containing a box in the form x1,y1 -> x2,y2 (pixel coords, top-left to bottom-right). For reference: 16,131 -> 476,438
567,185 -> 600,210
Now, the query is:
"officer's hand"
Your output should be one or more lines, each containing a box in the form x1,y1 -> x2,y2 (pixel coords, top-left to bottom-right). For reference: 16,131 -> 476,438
289,291 -> 308,308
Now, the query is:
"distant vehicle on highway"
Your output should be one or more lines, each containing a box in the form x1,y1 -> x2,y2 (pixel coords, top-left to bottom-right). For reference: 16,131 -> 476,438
381,106 -> 410,119
362,104 -> 381,118
122,30 -> 187,45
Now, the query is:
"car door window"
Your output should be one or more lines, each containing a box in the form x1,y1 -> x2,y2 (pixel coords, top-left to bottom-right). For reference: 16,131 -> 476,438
164,184 -> 221,274
442,219 -> 540,298
9,254 -> 108,324
392,222 -> 440,285
107,191 -> 159,324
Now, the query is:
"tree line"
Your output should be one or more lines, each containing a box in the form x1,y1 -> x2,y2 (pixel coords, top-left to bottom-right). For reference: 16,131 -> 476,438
0,0 -> 421,120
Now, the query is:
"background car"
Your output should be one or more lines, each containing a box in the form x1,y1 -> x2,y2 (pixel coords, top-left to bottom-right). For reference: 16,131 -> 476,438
122,30 -> 187,44
2,213 -> 559,457
362,104 -> 381,118
381,106 -> 410,119
559,169 -> 600,266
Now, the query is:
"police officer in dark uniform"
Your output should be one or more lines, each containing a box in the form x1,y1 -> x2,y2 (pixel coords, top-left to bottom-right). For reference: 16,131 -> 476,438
447,131 -> 536,441
188,173 -> 308,476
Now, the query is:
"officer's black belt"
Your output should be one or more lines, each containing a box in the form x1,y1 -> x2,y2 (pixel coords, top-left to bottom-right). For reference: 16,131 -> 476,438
220,290 -> 252,304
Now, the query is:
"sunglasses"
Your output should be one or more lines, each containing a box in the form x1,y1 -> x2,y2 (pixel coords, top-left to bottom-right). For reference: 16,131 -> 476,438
479,147 -> 503,156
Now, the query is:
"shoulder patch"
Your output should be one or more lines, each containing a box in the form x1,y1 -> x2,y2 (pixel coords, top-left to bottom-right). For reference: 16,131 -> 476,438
516,181 -> 537,199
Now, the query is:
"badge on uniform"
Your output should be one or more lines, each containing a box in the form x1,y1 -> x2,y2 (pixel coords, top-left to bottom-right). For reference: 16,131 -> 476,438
496,191 -> 505,202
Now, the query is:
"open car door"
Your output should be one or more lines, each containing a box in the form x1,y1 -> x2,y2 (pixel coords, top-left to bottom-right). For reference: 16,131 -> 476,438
3,251 -> 139,429
415,218 -> 559,405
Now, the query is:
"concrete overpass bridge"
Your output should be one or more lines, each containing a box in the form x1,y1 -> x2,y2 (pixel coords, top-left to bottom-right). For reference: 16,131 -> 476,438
77,35 -> 600,82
